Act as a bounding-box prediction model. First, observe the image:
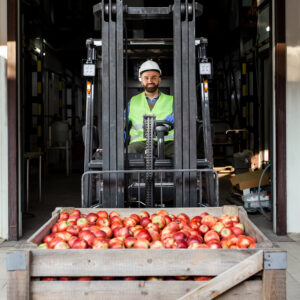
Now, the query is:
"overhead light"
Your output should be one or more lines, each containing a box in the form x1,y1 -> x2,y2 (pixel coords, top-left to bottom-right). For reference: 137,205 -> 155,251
43,52 -> 46,56
266,26 -> 270,32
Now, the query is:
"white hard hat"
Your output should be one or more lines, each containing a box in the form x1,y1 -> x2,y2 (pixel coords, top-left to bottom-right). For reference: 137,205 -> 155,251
139,60 -> 162,79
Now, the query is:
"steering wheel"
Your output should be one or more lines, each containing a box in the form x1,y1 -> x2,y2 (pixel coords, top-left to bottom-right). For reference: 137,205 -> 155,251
155,120 -> 174,130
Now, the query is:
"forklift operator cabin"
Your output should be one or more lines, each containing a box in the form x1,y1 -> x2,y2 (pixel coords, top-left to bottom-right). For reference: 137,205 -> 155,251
13,0 -> 276,239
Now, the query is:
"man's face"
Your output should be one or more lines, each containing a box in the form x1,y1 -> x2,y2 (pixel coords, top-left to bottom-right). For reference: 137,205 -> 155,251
140,70 -> 161,93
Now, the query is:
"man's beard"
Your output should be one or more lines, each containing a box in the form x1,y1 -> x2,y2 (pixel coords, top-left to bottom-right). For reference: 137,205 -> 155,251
144,83 -> 159,93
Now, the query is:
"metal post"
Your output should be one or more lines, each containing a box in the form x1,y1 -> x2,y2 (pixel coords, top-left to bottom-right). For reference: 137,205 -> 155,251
173,0 -> 183,207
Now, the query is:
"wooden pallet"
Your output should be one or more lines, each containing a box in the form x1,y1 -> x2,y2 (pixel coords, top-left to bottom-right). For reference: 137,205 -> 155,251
6,206 -> 286,300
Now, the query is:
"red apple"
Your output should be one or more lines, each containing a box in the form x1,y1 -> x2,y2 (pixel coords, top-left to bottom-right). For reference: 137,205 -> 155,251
146,222 -> 160,232
55,231 -> 72,242
220,239 -> 229,248
150,240 -> 165,249
174,218 -> 187,229
129,214 -> 140,224
111,222 -> 122,231
134,238 -> 150,249
116,227 -> 130,239
109,211 -> 120,219
124,236 -> 136,248
57,221 -> 71,232
87,213 -> 98,224
189,220 -> 201,229
49,237 -> 63,249
93,230 -> 107,239
199,224 -> 210,235
234,223 -> 245,232
156,209 -> 168,216
222,217 -> 233,228
173,231 -> 187,243
76,218 -> 89,228
70,209 -> 81,217
99,226 -> 113,238
207,241 -> 222,249
220,227 -> 233,239
189,229 -> 202,240
147,229 -> 161,241
201,215 -> 217,228
54,241 -> 69,249
177,213 -> 190,223
227,234 -> 238,247
66,225 -> 80,236
166,222 -> 180,233
188,243 -> 207,249
237,235 -> 251,248
96,211 -> 108,219
199,212 -> 209,218
164,215 -> 172,225
109,238 -> 124,249
68,236 -> 78,248
43,234 -> 55,244
96,217 -> 110,227
139,211 -> 150,219
230,215 -> 239,223
204,230 -> 220,243
175,240 -> 188,248
140,217 -> 151,227
187,237 -> 203,246
163,237 -> 175,248
59,212 -> 69,220
79,231 -> 95,246
123,217 -> 137,228
110,215 -> 123,224
168,214 -> 176,221
231,227 -> 244,236
92,237 -> 109,249
136,229 -> 152,242
212,222 -> 224,233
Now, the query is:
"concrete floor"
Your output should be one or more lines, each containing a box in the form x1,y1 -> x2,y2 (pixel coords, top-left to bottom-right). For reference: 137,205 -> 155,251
0,172 -> 300,299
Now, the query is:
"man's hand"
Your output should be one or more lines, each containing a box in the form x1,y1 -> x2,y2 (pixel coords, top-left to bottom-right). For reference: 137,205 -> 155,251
164,114 -> 174,124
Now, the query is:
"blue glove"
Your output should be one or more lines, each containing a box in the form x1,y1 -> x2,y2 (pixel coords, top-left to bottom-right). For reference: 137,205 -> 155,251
164,114 -> 174,124
124,131 -> 126,142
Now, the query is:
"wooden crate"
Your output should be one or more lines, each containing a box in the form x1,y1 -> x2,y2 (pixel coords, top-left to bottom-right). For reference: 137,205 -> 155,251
6,206 -> 286,300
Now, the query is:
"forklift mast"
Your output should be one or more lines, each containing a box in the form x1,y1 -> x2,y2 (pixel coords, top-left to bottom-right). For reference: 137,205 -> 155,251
82,0 -> 218,209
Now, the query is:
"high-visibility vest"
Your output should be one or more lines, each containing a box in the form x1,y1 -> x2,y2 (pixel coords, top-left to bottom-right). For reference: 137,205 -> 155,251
128,92 -> 174,144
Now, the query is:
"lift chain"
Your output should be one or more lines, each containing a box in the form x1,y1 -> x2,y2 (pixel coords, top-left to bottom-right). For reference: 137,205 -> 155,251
143,114 -> 155,207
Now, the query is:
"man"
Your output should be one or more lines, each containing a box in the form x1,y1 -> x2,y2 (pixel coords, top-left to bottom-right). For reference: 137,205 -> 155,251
125,60 -> 174,158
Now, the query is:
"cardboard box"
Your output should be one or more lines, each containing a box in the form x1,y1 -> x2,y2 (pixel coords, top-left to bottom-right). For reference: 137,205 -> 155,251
230,169 -> 270,191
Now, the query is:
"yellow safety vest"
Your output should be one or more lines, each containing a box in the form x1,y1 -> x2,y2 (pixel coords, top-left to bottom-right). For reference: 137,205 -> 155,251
128,92 -> 174,144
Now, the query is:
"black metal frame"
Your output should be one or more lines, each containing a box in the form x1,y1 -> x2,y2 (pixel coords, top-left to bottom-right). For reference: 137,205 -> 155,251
83,0 -> 216,208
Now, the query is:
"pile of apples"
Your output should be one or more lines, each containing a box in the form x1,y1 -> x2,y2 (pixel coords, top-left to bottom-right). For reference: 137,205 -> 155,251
38,209 -> 256,250
41,276 -> 212,281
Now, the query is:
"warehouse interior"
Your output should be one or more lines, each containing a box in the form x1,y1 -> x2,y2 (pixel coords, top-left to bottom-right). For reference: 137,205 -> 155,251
19,0 -> 274,237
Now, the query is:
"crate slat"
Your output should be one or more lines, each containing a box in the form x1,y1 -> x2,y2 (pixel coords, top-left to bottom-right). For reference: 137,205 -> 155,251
30,280 -> 263,300
30,249 -> 259,277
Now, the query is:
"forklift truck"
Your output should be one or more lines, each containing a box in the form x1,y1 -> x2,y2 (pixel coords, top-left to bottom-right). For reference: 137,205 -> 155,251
81,0 -> 219,209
